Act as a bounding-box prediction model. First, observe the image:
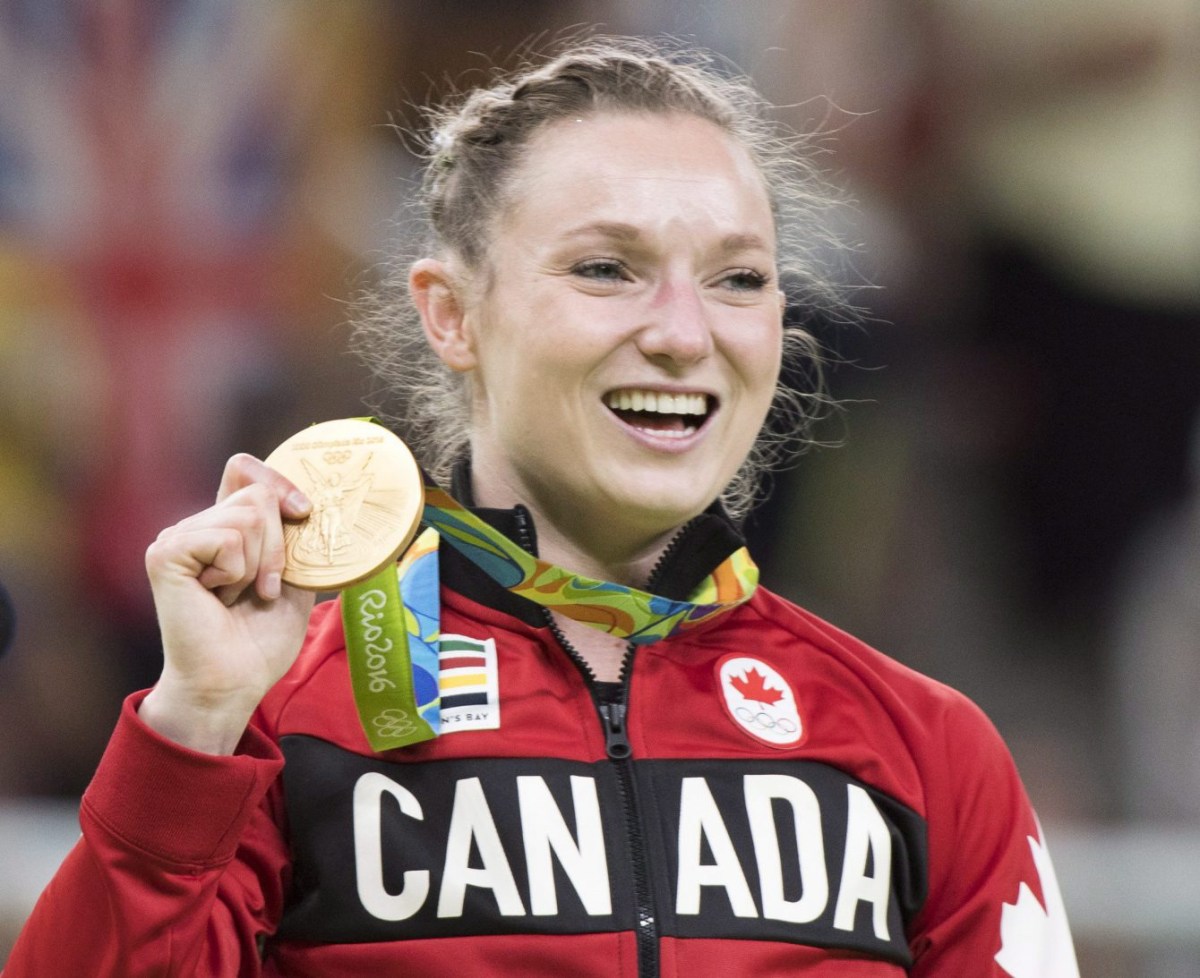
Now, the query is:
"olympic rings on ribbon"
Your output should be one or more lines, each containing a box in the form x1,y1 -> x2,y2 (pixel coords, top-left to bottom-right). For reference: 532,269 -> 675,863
371,707 -> 418,739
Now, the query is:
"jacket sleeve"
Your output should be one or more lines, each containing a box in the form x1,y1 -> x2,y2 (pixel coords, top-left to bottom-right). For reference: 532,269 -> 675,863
3,691 -> 288,978
908,696 -> 1080,977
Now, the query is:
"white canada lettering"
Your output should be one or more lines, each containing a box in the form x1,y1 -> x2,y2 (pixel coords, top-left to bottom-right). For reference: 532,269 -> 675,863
353,772 -> 430,920
352,771 -> 613,922
350,769 -> 899,943
675,776 -> 895,939
743,774 -> 829,923
438,777 -> 526,918
517,775 -> 612,916
833,784 -> 893,940
676,777 -> 758,917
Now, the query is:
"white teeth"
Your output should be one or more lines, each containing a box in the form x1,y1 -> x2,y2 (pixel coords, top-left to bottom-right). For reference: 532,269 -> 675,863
604,390 -> 709,416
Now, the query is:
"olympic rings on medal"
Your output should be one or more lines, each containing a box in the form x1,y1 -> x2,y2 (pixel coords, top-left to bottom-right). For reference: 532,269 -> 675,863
734,705 -> 798,735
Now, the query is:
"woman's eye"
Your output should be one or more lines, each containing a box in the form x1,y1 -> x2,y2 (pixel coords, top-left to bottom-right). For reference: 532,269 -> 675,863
573,259 -> 629,282
721,268 -> 770,292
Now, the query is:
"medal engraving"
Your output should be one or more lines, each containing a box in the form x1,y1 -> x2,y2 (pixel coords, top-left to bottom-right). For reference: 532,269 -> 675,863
264,420 -> 423,590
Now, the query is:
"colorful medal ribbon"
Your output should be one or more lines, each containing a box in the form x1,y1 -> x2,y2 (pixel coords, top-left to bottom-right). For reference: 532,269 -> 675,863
343,479 -> 759,751
342,528 -> 442,751
421,484 -> 758,644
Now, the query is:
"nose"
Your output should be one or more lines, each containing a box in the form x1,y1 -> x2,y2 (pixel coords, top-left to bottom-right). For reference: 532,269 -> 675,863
635,277 -> 714,368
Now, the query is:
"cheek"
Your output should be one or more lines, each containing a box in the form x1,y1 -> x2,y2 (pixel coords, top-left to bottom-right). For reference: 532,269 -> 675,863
733,333 -> 783,408
730,354 -> 783,450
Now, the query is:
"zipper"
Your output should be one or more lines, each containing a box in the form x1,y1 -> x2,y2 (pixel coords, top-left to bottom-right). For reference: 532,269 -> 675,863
542,612 -> 658,976
598,693 -> 657,975
512,507 -> 662,977
602,524 -> 694,976
599,699 -> 632,759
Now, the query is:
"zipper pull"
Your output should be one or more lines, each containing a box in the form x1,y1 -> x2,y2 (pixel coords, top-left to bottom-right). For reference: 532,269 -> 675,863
600,701 -> 632,759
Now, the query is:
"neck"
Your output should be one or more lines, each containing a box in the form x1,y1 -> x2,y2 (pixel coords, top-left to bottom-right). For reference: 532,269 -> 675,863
533,512 -> 678,590
468,470 -> 680,589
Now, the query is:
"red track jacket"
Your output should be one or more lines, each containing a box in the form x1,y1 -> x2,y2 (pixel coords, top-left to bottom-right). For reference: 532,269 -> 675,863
5,508 -> 1078,976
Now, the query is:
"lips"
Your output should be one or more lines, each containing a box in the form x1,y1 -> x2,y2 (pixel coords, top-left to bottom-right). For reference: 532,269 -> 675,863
604,387 -> 714,438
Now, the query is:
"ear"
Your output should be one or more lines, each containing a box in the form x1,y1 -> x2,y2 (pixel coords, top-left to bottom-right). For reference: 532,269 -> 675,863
410,258 -> 477,371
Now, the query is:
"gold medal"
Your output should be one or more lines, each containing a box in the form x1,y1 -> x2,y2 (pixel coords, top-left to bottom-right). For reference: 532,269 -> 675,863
264,419 -> 424,591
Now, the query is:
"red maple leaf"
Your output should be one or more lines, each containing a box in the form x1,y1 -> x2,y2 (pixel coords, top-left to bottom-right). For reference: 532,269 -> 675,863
730,668 -> 784,706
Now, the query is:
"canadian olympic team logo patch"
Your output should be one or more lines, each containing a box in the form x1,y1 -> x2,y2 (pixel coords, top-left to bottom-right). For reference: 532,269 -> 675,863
716,655 -> 804,748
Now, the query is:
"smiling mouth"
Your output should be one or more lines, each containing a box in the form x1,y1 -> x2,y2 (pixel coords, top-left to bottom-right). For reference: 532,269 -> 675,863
604,388 -> 714,439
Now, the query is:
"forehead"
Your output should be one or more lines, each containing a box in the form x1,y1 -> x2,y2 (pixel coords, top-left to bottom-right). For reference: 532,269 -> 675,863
499,112 -> 775,243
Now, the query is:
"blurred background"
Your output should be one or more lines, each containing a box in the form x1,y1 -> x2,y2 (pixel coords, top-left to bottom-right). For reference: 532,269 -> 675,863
0,0 -> 1196,972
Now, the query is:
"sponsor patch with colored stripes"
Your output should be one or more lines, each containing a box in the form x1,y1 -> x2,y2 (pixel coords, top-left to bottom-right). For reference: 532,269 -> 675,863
438,634 -> 500,731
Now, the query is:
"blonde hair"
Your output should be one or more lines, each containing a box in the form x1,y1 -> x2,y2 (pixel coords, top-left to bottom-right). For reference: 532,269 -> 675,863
353,35 -> 846,519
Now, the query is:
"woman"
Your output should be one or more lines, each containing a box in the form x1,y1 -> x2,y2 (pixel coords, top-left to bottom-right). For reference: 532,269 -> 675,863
5,37 -> 1078,977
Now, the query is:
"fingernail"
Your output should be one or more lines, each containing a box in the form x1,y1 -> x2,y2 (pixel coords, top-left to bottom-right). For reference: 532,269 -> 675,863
286,490 -> 311,514
264,573 -> 281,600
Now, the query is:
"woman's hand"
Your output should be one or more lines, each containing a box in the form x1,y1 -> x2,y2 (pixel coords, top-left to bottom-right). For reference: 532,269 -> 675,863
139,454 -> 316,754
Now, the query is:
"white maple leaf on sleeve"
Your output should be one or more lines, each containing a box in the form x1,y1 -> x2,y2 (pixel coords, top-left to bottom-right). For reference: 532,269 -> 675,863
995,828 -> 1080,978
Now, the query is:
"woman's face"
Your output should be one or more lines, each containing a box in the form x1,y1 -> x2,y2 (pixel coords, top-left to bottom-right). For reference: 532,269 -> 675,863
446,112 -> 783,545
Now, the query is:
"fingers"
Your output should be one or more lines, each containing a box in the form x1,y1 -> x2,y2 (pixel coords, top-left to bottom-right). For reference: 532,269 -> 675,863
208,453 -> 311,604
149,479 -> 299,606
217,453 -> 311,520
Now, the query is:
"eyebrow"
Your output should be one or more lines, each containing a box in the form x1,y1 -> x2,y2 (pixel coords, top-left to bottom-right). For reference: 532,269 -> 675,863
717,232 -> 774,255
565,222 -> 773,255
565,221 -> 643,243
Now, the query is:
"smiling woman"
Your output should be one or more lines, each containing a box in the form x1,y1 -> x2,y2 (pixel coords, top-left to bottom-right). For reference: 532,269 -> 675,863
411,111 -> 784,581
5,35 -> 1078,978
